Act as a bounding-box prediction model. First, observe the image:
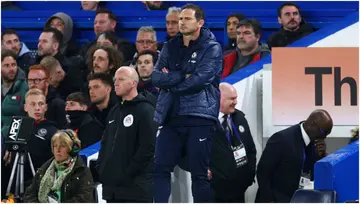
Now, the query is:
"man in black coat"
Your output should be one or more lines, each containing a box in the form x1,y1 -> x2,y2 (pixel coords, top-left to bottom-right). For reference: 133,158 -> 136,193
65,92 -> 103,149
255,109 -> 333,203
209,83 -> 257,203
267,2 -> 314,49
97,67 -> 157,203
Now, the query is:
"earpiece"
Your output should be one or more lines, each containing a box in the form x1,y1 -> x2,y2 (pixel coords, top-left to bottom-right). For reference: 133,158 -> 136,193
62,129 -> 81,157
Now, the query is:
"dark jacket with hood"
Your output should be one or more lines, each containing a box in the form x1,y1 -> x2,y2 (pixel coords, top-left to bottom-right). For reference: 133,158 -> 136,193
152,27 -> 222,125
1,68 -> 28,135
45,12 -> 80,57
17,42 -> 36,74
65,110 -> 104,149
24,156 -> 94,203
97,93 -> 157,202
267,22 -> 314,49
45,86 -> 67,129
222,43 -> 270,79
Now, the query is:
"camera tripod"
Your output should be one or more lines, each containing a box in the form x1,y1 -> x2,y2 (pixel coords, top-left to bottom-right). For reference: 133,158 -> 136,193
6,149 -> 36,201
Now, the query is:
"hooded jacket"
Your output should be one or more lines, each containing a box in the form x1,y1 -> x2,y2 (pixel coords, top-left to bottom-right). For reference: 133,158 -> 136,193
17,42 -> 35,74
267,22 -> 314,49
222,43 -> 270,79
1,68 -> 28,135
45,12 -> 79,57
97,93 -> 157,201
152,27 -> 222,125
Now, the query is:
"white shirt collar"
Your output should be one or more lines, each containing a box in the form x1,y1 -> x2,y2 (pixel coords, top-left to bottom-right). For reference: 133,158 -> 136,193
218,112 -> 224,120
300,122 -> 311,146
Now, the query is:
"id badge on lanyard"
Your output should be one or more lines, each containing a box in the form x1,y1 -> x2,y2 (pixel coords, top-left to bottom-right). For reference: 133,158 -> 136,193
299,148 -> 311,189
226,116 -> 248,168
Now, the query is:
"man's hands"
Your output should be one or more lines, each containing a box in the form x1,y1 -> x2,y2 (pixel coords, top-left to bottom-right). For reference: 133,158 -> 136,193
3,151 -> 12,166
207,169 -> 212,180
161,67 -> 191,78
162,68 -> 169,73
315,139 -> 327,158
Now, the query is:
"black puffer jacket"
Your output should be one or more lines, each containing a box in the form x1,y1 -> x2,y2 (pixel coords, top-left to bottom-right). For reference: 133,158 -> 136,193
24,156 -> 94,203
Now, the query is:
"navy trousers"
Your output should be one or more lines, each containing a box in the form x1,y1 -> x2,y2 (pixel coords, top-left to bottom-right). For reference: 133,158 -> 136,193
154,124 -> 215,203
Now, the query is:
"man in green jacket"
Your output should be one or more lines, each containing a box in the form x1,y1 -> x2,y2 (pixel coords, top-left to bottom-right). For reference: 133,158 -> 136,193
1,49 -> 28,135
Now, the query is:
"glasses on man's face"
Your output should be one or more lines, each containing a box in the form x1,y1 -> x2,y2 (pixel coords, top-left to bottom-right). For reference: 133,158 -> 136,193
136,40 -> 156,45
28,78 -> 47,84
313,121 -> 328,136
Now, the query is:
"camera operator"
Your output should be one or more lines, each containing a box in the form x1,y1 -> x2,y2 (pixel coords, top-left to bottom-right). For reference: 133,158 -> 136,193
24,129 -> 94,203
3,89 -> 58,190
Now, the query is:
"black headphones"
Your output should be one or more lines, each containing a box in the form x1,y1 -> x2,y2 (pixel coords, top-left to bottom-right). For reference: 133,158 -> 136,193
62,129 -> 81,157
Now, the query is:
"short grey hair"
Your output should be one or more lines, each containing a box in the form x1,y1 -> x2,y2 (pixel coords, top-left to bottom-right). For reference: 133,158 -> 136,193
136,26 -> 157,42
166,6 -> 181,17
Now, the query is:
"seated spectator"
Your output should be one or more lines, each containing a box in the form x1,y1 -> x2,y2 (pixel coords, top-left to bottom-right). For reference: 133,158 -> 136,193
87,73 -> 119,126
36,27 -> 77,74
1,29 -> 35,74
136,50 -> 159,96
124,26 -> 160,67
79,8 -> 136,63
81,1 -> 100,11
28,65 -> 67,128
222,19 -> 270,79
23,89 -> 58,186
223,13 -> 246,52
267,2 -> 314,49
1,49 -> 28,135
165,7 -> 181,41
96,31 -> 118,49
142,1 -> 170,10
45,12 -> 80,57
24,129 -> 94,203
87,44 -> 124,77
65,92 -> 103,149
40,56 -> 83,100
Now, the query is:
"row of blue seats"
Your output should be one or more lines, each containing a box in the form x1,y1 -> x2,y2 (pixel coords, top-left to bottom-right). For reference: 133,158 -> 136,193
2,1 -> 358,50
13,1 -> 359,11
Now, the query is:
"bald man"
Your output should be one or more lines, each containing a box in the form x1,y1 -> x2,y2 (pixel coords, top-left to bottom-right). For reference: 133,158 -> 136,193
256,109 -> 333,203
209,83 -> 257,202
97,66 -> 157,202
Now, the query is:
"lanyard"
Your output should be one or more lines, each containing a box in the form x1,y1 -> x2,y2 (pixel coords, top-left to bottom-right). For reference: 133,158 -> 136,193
224,116 -> 242,144
302,145 -> 315,171
302,148 -> 306,170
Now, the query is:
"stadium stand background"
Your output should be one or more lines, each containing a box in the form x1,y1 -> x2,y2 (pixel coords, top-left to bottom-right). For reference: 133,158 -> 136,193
1,1 -> 359,51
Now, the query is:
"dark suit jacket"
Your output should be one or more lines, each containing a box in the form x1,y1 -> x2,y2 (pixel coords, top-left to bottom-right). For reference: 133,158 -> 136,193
255,123 -> 317,203
210,109 -> 257,200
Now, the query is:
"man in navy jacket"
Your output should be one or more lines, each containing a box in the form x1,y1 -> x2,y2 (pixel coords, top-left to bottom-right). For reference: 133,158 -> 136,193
151,3 -> 222,203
